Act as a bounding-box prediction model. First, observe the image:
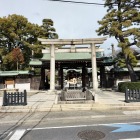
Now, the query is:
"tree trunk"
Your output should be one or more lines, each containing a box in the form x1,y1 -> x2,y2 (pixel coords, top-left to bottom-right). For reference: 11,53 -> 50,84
125,57 -> 137,82
17,61 -> 18,71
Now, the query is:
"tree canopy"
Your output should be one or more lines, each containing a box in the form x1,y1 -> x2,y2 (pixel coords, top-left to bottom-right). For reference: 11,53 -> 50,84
97,0 -> 140,82
0,14 -> 58,70
40,19 -> 58,39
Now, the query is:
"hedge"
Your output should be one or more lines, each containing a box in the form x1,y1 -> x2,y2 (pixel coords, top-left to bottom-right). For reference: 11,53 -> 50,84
118,82 -> 140,92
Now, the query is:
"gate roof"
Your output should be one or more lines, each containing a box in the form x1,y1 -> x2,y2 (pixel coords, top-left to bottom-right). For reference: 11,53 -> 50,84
41,52 -> 101,61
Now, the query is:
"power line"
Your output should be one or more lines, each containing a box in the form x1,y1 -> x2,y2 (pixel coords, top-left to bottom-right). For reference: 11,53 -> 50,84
46,0 -> 105,6
46,0 -> 132,7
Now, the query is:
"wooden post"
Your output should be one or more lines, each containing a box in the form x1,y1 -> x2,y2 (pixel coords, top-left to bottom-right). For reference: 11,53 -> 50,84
100,66 -> 105,88
60,65 -> 63,89
40,67 -> 45,90
3,91 -> 7,106
82,63 -> 86,88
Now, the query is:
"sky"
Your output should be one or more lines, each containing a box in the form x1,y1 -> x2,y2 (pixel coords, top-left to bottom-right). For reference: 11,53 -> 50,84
0,0 -> 118,55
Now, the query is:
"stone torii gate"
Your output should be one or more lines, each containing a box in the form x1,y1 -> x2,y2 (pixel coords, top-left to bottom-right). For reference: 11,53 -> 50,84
38,38 -> 107,93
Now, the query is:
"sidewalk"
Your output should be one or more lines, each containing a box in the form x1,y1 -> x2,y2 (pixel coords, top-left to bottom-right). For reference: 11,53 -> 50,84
97,89 -> 126,104
0,90 -> 58,112
0,89 -> 140,113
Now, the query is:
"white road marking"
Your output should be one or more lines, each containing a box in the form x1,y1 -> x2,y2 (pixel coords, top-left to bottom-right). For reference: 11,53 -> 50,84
7,131 -> 13,137
120,138 -> 140,140
27,121 -> 140,131
123,111 -> 140,115
27,124 -> 90,130
9,129 -> 26,140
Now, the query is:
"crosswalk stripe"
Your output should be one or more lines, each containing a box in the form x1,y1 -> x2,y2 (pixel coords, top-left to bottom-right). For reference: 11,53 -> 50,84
9,129 -> 26,140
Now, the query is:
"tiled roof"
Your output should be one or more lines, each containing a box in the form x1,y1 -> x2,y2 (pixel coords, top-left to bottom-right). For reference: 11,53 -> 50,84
41,52 -> 102,61
0,71 -> 30,76
29,59 -> 42,66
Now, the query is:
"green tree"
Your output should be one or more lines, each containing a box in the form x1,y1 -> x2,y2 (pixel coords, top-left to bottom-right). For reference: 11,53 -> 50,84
31,19 -> 59,58
114,48 -> 138,68
3,47 -> 24,70
96,0 -> 140,82
0,14 -> 43,70
40,19 -> 58,39
0,15 -> 59,70
2,53 -> 13,70
12,47 -> 24,71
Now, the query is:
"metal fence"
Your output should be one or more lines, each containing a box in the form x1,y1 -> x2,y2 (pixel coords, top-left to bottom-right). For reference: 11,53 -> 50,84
3,90 -> 27,106
125,89 -> 140,102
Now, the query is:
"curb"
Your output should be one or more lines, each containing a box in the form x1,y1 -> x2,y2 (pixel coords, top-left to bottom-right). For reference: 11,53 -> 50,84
1,103 -> 140,113
0,113 -> 140,125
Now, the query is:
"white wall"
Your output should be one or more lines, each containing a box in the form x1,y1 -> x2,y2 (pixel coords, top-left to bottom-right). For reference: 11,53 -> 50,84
6,84 -> 14,89
0,83 -> 30,92
15,83 -> 30,92
116,79 -> 131,87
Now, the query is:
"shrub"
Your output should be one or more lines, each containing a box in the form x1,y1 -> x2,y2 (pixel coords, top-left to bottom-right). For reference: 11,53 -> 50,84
118,82 -> 140,92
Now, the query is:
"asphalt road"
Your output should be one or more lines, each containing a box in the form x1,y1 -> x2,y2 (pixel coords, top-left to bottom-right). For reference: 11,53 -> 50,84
20,123 -> 140,140
0,110 -> 140,140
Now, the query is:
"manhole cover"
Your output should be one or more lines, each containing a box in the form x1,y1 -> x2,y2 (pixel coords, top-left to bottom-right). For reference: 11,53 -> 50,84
77,130 -> 105,140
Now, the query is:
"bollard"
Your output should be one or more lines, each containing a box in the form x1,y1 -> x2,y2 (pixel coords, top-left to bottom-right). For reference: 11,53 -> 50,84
3,91 -> 7,106
24,90 -> 27,105
125,88 -> 129,103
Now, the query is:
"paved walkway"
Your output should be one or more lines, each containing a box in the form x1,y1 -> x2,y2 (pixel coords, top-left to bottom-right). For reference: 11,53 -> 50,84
97,89 -> 126,104
0,89 -> 140,112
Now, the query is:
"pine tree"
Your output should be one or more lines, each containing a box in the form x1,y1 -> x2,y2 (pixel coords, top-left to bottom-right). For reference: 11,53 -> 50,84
97,0 -> 140,82
41,19 -> 58,39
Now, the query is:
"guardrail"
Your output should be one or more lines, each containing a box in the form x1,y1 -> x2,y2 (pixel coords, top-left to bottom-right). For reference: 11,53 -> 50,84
3,90 -> 27,106
125,89 -> 140,102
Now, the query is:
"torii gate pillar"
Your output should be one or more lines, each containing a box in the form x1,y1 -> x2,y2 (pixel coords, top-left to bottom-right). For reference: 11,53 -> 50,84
50,44 -> 55,91
91,43 -> 98,90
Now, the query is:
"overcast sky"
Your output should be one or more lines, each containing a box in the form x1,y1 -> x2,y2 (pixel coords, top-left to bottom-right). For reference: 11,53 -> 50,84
0,0 -> 118,55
